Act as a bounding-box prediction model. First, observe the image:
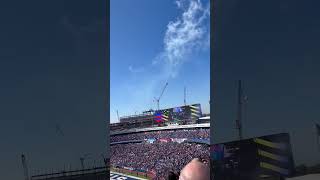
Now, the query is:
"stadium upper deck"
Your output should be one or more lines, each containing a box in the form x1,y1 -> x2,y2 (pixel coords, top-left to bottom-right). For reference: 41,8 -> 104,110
110,122 -> 210,135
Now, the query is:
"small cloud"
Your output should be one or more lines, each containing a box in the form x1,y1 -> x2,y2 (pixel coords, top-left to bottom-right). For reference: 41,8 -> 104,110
152,53 -> 165,66
175,0 -> 189,10
152,59 -> 159,66
61,16 -> 81,37
175,0 -> 183,9
128,65 -> 145,73
61,16 -> 106,34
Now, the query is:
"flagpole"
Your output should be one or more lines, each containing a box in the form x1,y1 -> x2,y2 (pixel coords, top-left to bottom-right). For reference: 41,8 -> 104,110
317,127 -> 320,153
317,134 -> 320,152
313,121 -> 320,153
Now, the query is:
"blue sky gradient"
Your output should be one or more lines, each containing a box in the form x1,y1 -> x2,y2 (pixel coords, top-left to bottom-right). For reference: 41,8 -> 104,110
111,0 -> 210,123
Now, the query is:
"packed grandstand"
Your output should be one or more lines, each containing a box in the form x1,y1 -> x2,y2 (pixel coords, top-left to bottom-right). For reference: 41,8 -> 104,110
110,126 -> 210,179
110,104 -> 210,179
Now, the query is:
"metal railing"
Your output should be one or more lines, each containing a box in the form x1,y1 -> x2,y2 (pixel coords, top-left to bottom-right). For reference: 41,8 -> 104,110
111,167 -> 155,180
31,166 -> 107,180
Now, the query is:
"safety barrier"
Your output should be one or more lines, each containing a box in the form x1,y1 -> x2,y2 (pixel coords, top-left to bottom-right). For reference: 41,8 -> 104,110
111,167 -> 156,179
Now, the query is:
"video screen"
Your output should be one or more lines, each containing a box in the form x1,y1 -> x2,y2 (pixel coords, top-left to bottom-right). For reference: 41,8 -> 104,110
154,104 -> 202,124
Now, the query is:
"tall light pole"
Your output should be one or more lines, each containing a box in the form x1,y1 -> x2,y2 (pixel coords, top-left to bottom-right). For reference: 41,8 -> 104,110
184,86 -> 187,106
21,154 -> 29,180
236,80 -> 243,140
116,110 -> 119,122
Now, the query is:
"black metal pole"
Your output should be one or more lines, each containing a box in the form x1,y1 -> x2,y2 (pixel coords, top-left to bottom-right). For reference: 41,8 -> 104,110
236,80 -> 243,140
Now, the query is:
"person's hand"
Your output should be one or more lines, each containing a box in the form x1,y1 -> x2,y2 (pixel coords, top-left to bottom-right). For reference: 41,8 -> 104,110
179,158 -> 210,180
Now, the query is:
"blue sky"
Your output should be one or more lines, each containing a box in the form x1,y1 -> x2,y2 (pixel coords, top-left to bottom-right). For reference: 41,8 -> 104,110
111,0 -> 210,123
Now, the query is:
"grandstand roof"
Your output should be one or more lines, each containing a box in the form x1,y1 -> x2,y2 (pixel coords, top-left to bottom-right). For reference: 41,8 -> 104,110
199,116 -> 210,120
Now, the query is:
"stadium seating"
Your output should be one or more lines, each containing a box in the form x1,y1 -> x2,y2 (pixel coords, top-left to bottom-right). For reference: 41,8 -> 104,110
110,128 -> 210,179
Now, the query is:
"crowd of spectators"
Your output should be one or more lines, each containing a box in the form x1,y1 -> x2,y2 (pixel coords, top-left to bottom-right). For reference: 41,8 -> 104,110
110,128 -> 210,143
110,141 -> 210,179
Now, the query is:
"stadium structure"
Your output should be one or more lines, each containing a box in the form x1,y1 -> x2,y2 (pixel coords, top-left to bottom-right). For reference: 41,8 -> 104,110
110,103 -> 209,131
110,103 -> 210,179
211,133 -> 297,180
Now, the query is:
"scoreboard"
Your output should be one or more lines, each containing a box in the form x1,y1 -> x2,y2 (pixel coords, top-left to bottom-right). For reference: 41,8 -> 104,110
154,104 -> 202,123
